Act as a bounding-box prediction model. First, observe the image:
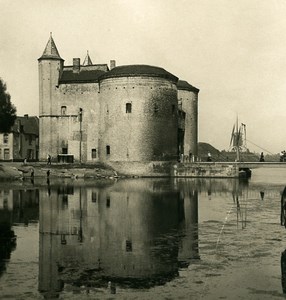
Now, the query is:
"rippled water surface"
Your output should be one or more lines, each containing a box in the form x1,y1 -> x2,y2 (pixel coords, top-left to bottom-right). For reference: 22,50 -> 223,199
1,168 -> 286,299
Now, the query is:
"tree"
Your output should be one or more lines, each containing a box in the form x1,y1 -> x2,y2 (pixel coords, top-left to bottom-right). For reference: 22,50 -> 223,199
0,78 -> 17,133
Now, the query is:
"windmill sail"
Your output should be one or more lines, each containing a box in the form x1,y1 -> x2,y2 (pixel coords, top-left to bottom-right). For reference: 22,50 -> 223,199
229,120 -> 247,161
230,124 -> 235,147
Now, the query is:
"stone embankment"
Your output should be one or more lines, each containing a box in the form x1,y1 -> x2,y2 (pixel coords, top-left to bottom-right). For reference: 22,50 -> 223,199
0,161 -> 174,181
0,162 -> 119,181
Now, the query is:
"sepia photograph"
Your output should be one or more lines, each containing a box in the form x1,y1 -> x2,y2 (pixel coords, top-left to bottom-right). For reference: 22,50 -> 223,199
1,0 -> 286,299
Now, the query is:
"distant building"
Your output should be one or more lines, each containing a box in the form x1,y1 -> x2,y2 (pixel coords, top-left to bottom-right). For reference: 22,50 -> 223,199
0,115 -> 39,161
38,34 -> 199,163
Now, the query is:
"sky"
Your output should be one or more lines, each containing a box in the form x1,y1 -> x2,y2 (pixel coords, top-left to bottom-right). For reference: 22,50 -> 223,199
1,0 -> 286,154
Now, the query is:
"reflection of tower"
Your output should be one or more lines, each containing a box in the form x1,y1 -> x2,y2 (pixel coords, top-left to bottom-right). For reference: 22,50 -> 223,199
38,179 -> 190,295
178,189 -> 199,265
38,182 -> 77,298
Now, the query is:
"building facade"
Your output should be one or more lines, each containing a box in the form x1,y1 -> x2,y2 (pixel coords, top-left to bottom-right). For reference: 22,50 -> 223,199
38,35 -> 199,163
0,115 -> 39,161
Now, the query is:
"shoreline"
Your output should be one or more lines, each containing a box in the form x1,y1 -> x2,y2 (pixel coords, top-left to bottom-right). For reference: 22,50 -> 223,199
0,160 -> 247,181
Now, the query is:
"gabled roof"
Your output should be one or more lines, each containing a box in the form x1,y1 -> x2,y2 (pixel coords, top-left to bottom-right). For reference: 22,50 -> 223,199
38,33 -> 63,61
177,80 -> 199,93
83,51 -> 93,66
99,65 -> 178,83
12,116 -> 39,135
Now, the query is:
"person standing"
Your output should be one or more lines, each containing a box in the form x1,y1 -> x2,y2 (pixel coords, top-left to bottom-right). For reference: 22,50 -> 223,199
259,152 -> 265,162
207,152 -> 212,162
47,154 -> 51,165
189,151 -> 193,162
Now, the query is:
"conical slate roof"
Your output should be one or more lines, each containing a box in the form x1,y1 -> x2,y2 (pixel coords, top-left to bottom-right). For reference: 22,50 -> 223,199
39,33 -> 63,61
83,51 -> 93,66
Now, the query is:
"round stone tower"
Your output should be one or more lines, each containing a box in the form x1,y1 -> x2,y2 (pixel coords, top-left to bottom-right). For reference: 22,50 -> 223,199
177,80 -> 199,159
38,34 -> 64,161
98,65 -> 178,162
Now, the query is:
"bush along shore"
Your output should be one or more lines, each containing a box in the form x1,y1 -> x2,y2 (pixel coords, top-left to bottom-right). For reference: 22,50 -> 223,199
0,162 -> 122,181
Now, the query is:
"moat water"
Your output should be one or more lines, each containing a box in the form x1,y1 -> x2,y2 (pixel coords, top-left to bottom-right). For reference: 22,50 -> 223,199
1,168 -> 286,299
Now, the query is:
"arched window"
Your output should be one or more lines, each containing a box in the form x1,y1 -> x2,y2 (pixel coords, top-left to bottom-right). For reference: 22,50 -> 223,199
91,148 -> 97,158
61,106 -> 67,115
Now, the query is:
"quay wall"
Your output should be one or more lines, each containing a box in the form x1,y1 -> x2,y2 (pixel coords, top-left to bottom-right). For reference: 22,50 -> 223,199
172,163 -> 240,178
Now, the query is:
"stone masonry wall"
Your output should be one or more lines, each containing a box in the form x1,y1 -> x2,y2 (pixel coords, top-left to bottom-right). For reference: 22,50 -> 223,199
98,76 -> 178,162
178,89 -> 198,157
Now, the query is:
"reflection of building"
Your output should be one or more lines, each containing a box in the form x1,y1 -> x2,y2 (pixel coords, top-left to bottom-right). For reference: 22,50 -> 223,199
39,35 -> 199,163
0,188 -> 39,226
0,115 -> 39,161
38,179 -> 199,297
0,187 -> 39,278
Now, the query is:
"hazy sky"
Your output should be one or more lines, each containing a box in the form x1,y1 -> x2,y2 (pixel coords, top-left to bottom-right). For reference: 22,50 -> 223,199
1,0 -> 286,153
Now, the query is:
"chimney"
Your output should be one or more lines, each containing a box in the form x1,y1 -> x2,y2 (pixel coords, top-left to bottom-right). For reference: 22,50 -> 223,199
24,114 -> 28,118
110,60 -> 116,70
73,58 -> 80,73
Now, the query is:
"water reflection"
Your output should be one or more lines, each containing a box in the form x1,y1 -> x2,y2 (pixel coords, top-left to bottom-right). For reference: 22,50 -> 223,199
38,179 -> 200,297
0,188 -> 39,278
281,187 -> 286,294
3,176 -> 286,298
281,187 -> 286,227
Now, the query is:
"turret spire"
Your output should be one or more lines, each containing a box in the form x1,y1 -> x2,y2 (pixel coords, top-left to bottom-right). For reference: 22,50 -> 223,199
83,50 -> 93,66
39,33 -> 63,61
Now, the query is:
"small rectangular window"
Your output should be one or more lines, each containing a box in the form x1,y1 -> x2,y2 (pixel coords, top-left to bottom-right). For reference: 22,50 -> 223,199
61,234 -> 67,245
92,192 -> 97,203
4,149 -> 9,160
62,148 -> 68,154
106,196 -> 110,207
106,145 -> 110,155
154,104 -> 159,114
62,195 -> 68,208
91,149 -> 97,158
61,106 -> 67,115
3,134 -> 8,144
126,240 -> 132,252
126,103 -> 132,113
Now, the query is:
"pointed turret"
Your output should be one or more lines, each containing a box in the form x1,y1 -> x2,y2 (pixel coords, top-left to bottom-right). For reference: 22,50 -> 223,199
38,33 -> 64,161
83,51 -> 93,66
38,33 -> 63,61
